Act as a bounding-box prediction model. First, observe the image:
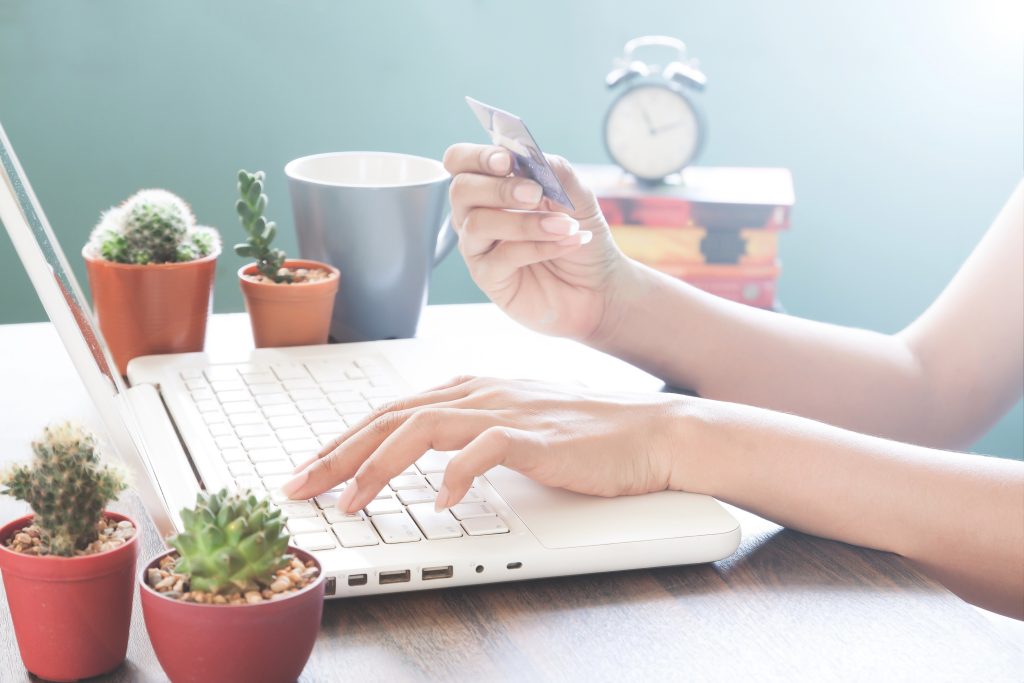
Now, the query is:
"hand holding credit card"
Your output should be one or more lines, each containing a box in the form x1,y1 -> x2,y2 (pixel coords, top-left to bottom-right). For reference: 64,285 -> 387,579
465,96 -> 575,211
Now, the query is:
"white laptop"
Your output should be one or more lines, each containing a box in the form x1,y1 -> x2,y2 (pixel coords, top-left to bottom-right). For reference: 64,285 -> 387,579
0,123 -> 740,597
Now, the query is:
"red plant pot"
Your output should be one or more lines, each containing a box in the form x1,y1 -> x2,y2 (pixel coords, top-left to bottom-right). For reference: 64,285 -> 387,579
139,547 -> 325,683
0,512 -> 140,682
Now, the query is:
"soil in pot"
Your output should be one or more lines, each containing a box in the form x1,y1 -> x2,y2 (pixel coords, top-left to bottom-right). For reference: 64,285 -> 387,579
238,258 -> 339,348
140,547 -> 325,683
0,512 -> 140,682
83,248 -> 219,374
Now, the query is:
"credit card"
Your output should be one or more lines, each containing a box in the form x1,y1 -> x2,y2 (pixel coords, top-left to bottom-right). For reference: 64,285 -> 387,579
465,96 -> 575,211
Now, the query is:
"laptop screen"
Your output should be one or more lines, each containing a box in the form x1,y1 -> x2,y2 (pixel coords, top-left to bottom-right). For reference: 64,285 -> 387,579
0,124 -> 122,394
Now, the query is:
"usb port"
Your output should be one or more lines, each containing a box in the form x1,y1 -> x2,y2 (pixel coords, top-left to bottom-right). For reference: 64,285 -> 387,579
379,570 -> 411,585
348,573 -> 367,586
421,565 -> 454,581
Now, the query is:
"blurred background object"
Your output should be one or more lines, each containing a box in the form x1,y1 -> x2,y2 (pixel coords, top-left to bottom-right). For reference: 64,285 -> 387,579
0,0 -> 1020,457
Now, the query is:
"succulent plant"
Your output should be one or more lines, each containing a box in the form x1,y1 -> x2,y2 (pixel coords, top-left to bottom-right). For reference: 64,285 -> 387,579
234,169 -> 290,283
170,488 -> 291,595
89,189 -> 220,265
0,422 -> 128,557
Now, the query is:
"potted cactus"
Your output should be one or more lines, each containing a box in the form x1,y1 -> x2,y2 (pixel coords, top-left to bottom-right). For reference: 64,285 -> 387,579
235,169 -> 339,347
140,489 -> 325,683
83,189 -> 221,374
0,423 -> 138,682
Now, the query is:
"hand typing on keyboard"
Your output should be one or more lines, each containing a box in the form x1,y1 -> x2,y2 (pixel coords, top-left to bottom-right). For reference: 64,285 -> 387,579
281,375 -> 691,513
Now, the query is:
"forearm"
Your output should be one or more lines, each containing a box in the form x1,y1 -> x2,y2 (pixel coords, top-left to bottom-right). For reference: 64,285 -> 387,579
592,261 -> 958,446
674,397 -> 1024,618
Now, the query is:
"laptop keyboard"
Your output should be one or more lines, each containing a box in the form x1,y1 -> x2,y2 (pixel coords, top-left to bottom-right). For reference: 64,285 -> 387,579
179,357 -> 510,552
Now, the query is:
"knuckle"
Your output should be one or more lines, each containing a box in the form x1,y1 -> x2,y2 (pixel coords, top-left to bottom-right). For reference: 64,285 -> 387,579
461,209 -> 480,237
370,409 -> 403,435
497,178 -> 517,205
449,174 -> 470,204
408,407 -> 441,430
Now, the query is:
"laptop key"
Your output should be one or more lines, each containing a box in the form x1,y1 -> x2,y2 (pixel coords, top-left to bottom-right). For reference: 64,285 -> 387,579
278,502 -> 318,518
215,435 -> 242,450
325,391 -> 362,405
241,436 -> 278,450
297,398 -> 332,412
293,531 -> 336,551
208,422 -> 233,437
248,446 -> 288,463
371,512 -> 422,543
461,516 -> 510,536
303,409 -> 340,423
461,488 -> 485,504
425,473 -> 444,491
228,461 -> 256,478
262,474 -> 292,490
222,400 -> 259,415
193,399 -> 220,413
281,438 -> 321,454
364,497 -> 403,516
389,474 -> 426,490
324,508 -> 365,523
406,504 -> 463,540
249,383 -> 284,396
287,517 -> 327,534
241,372 -> 277,386
210,379 -> 246,393
262,403 -> 299,417
216,389 -> 251,403
221,448 -> 248,463
269,414 -> 306,429
202,412 -> 227,425
256,393 -> 291,407
235,423 -> 272,437
190,387 -> 215,402
275,426 -> 315,441
416,450 -> 452,474
283,377 -> 318,391
272,364 -> 310,380
314,491 -> 344,509
449,502 -> 496,520
289,388 -> 324,401
256,460 -> 293,477
397,488 -> 435,505
229,412 -> 266,427
234,476 -> 264,493
332,521 -> 379,547
311,421 -> 347,435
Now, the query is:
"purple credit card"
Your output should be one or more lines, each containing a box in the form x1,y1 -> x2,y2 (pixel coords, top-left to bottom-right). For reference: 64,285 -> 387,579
465,96 -> 575,211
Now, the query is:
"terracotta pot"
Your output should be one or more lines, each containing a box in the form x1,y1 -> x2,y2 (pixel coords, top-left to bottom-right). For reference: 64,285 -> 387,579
139,547 -> 325,683
238,259 -> 339,348
83,247 -> 219,375
0,512 -> 140,682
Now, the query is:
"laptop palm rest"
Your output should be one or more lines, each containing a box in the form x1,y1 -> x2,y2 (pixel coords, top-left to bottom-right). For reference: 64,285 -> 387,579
484,465 -> 739,549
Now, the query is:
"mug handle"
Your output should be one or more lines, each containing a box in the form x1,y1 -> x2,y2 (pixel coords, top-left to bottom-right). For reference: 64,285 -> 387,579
433,214 -> 457,267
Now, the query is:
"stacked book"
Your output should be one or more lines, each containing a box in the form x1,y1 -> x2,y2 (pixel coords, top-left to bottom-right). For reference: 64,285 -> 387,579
576,165 -> 795,309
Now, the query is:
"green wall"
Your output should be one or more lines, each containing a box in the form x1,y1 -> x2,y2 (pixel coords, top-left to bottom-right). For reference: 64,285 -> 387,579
1,1 -> 1021,457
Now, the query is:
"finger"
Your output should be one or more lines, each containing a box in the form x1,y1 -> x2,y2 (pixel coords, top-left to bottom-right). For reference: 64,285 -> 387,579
434,426 -> 538,511
287,379 -> 479,478
460,208 -> 580,258
449,173 -> 544,227
443,143 -> 512,177
337,408 -> 507,513
544,154 -> 602,220
471,232 -> 594,287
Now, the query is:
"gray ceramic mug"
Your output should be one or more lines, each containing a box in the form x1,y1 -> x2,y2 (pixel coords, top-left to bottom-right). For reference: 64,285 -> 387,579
285,151 -> 457,342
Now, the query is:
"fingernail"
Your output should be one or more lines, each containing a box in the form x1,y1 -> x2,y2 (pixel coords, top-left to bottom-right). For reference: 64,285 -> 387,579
488,150 -> 510,174
334,480 -> 360,513
513,182 -> 543,204
434,484 -> 451,513
280,469 -> 309,499
540,215 -> 579,235
556,230 -> 593,247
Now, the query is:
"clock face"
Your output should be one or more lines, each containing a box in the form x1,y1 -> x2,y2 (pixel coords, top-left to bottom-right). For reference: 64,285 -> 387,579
604,84 -> 701,181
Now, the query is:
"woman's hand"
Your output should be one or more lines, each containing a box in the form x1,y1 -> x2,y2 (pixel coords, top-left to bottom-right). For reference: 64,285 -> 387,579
442,143 -> 627,342
282,376 -> 693,512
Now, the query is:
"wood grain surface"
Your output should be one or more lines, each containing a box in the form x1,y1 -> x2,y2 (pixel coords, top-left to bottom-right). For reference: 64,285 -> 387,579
0,310 -> 1021,682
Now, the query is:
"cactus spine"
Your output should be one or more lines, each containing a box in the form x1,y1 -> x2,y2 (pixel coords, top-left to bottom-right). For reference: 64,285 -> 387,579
234,169 -> 290,282
170,489 -> 291,595
89,189 -> 219,265
0,422 -> 128,556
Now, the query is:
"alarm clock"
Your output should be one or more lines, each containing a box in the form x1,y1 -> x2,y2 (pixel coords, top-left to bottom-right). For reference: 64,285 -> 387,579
603,35 -> 707,183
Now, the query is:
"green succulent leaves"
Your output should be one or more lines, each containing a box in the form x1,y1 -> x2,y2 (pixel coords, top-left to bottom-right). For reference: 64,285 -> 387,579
89,189 -> 220,265
0,423 -> 128,557
170,488 -> 291,595
235,169 -> 290,282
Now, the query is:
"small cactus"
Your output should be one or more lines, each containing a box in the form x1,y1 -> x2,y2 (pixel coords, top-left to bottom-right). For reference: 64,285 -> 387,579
89,189 -> 220,265
170,489 -> 291,595
234,169 -> 290,282
0,423 -> 128,557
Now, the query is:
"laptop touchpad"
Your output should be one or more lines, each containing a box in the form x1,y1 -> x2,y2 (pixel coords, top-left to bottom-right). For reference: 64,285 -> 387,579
484,466 -> 738,549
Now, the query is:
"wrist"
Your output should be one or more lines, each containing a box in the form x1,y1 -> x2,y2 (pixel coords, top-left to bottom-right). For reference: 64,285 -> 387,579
663,395 -> 731,497
584,257 -> 648,351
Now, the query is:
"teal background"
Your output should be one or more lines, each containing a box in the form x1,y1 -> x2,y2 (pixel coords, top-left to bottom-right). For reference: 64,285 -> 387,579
0,1 -> 1021,457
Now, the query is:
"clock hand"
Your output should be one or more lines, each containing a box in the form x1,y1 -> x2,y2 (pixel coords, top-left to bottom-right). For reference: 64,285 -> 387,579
652,119 -> 689,135
638,106 -> 656,135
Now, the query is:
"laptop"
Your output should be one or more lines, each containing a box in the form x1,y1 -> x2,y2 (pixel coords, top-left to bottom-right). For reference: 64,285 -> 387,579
0,122 -> 740,597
